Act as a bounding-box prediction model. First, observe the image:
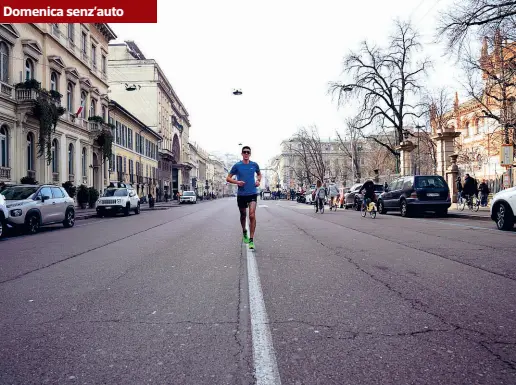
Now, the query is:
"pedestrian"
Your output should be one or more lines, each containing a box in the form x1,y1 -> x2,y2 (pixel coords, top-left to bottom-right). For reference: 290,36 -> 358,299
314,180 -> 327,212
478,179 -> 490,207
226,146 -> 262,250
462,174 -> 476,203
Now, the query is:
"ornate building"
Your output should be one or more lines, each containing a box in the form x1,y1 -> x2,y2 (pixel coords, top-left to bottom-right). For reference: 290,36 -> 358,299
0,23 -> 117,192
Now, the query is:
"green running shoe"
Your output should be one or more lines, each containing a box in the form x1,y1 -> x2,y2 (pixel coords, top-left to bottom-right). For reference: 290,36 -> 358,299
243,233 -> 250,244
248,240 -> 255,250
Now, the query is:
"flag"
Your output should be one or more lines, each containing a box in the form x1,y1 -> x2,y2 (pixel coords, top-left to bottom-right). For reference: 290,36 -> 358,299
76,100 -> 84,117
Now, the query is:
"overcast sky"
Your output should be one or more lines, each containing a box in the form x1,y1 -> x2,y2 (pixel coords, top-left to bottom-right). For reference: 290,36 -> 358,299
111,0 -> 463,166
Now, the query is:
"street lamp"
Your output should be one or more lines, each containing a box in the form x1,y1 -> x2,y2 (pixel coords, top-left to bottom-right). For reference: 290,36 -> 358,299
233,89 -> 242,95
415,124 -> 425,175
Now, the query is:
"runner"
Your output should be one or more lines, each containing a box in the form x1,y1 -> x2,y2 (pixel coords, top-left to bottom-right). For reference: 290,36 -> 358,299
226,146 -> 262,250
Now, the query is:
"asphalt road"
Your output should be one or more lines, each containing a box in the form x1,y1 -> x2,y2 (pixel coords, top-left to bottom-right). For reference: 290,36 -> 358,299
0,198 -> 515,384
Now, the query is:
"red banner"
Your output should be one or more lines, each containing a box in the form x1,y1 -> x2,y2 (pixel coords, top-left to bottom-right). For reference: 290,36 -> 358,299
0,0 -> 157,22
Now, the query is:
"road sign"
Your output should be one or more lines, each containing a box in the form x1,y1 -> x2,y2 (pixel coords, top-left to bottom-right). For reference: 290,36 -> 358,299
500,144 -> 514,167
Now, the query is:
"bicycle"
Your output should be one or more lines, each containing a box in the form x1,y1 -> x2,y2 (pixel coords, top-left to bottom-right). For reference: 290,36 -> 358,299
314,198 -> 324,214
329,196 -> 338,211
458,194 -> 480,212
361,199 -> 377,219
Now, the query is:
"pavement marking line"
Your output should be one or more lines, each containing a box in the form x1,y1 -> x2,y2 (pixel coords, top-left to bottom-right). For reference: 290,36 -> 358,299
245,222 -> 282,385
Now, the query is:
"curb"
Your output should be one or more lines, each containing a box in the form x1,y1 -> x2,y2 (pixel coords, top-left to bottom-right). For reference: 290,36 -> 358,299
75,205 -> 178,221
447,213 -> 492,222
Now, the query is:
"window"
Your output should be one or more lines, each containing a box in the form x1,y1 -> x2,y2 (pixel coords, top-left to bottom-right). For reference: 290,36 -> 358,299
27,133 -> 34,171
89,98 -> 96,118
402,178 -> 413,190
25,59 -> 34,81
68,143 -> 74,175
0,41 -> 8,83
67,83 -> 74,112
80,91 -> 87,118
415,176 -> 446,189
101,55 -> 106,74
91,44 -> 97,67
50,72 -> 58,91
81,32 -> 87,54
51,187 -> 65,199
128,128 -> 133,150
101,106 -> 106,122
129,160 -> 134,182
115,121 -> 120,144
68,24 -> 74,41
51,139 -> 58,173
52,23 -> 59,36
0,125 -> 8,167
38,187 -> 52,200
82,147 -> 87,177
123,157 -> 127,174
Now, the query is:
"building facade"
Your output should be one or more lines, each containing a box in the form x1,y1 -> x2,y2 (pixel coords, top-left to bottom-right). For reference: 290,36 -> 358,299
0,23 -> 116,192
107,100 -> 161,197
107,41 -> 192,201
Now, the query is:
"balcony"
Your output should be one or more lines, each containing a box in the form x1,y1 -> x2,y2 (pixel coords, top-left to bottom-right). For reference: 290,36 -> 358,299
88,121 -> 102,132
0,166 -> 11,180
0,82 -> 13,98
52,172 -> 59,183
68,174 -> 75,183
16,88 -> 39,102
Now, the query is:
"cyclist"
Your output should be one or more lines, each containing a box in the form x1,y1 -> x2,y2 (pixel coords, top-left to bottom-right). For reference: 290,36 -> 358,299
314,180 -> 326,213
462,174 -> 477,206
328,184 -> 338,209
358,180 -> 376,211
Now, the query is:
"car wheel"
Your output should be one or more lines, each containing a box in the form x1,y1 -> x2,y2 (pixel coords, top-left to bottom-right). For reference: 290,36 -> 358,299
25,213 -> 40,234
400,200 -> 411,217
0,217 -> 4,238
354,198 -> 360,211
495,202 -> 515,230
63,209 -> 75,228
378,200 -> 387,214
134,202 -> 141,214
124,204 -> 130,216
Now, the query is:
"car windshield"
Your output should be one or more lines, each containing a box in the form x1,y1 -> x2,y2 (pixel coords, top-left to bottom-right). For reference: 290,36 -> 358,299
103,189 -> 128,197
1,186 -> 38,200
183,192 -> 195,196
374,185 -> 384,192
415,176 -> 446,189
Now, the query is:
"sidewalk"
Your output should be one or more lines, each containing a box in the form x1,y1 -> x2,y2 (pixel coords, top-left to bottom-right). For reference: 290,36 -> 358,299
447,205 -> 492,221
75,201 -> 180,220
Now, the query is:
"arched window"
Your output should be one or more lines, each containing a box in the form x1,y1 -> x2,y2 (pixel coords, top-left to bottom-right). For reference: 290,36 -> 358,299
0,125 -> 8,167
68,143 -> 74,175
51,139 -> 58,173
50,72 -> 58,91
90,98 -> 96,118
67,82 -> 74,112
80,91 -> 87,118
82,147 -> 87,177
0,41 -> 8,83
27,132 -> 34,171
25,58 -> 34,81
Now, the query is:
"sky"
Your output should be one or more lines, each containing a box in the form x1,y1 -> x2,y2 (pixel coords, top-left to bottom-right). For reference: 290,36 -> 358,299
110,0 -> 464,166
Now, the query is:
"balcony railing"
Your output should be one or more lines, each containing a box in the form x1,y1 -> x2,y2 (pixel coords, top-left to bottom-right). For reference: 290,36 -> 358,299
52,172 -> 59,182
27,170 -> 36,179
88,121 -> 102,132
0,82 -> 13,98
0,166 -> 11,180
68,174 -> 75,182
16,88 -> 38,102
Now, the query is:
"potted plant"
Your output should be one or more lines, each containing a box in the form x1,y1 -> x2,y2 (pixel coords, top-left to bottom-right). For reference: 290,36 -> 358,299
20,176 -> 38,184
62,181 -> 76,199
88,187 -> 99,208
88,115 -> 105,124
77,184 -> 89,209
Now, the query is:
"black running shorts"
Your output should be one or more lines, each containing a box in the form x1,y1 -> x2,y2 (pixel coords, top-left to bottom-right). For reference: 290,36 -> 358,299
237,194 -> 258,209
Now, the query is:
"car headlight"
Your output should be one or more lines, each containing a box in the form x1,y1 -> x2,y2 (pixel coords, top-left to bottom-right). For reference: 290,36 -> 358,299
10,209 -> 22,217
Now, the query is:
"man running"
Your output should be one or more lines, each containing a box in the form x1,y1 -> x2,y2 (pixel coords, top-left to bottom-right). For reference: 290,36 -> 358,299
226,146 -> 262,250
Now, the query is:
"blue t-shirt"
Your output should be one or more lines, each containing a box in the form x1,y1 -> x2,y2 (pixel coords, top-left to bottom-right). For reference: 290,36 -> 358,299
230,161 -> 261,196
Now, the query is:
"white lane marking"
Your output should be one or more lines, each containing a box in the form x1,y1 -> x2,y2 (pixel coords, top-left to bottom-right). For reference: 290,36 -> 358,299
245,223 -> 282,385
258,205 -> 268,208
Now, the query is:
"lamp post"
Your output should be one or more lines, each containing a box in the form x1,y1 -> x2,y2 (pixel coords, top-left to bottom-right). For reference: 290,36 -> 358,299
415,124 -> 425,175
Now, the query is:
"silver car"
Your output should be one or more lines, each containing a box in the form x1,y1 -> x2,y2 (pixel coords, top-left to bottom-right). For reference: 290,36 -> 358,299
3,185 -> 75,234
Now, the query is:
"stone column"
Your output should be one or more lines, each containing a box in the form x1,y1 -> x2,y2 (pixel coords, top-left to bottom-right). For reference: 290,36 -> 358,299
396,140 -> 416,176
432,130 -> 461,178
60,133 -> 67,185
446,154 -> 460,203
75,139 -> 81,186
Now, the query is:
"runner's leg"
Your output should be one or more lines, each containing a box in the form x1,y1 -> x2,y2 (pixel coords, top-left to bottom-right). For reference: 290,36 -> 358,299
249,200 -> 257,239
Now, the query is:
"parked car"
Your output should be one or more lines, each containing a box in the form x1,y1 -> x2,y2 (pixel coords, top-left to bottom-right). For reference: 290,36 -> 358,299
377,175 -> 451,217
96,186 -> 140,217
180,191 -> 197,204
0,191 -> 7,238
490,186 -> 516,230
343,183 -> 363,209
354,183 -> 385,210
2,184 -> 75,234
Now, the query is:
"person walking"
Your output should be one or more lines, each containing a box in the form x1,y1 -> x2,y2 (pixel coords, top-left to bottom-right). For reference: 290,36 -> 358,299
456,176 -> 463,203
478,179 -> 490,207
226,146 -> 262,250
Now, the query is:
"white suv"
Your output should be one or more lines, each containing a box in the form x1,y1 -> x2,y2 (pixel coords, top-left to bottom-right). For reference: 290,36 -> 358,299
0,190 -> 7,238
96,186 -> 140,217
490,186 -> 516,230
2,184 -> 75,235
180,191 -> 197,204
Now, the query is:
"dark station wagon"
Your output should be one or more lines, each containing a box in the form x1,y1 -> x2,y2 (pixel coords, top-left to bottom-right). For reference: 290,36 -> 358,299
377,175 -> 451,217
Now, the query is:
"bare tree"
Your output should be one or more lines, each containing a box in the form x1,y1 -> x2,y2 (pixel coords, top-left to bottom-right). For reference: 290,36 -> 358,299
438,0 -> 516,52
330,20 -> 430,157
336,117 -> 362,182
291,126 -> 327,184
